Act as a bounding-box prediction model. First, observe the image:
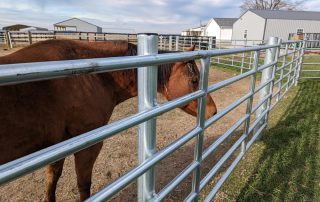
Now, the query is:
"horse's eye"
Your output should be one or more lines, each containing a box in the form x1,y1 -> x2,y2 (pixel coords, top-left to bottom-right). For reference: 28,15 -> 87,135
192,79 -> 198,84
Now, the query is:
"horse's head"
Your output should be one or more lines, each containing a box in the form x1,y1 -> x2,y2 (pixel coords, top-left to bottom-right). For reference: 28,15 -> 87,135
160,45 -> 217,120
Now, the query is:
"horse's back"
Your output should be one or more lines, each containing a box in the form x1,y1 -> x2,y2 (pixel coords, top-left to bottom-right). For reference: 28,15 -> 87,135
0,39 -> 131,64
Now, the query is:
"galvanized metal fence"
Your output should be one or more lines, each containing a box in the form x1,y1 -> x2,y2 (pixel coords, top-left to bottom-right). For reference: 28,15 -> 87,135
0,34 -> 309,201
298,40 -> 320,80
158,35 -> 215,51
1,31 -> 216,51
0,31 -> 5,44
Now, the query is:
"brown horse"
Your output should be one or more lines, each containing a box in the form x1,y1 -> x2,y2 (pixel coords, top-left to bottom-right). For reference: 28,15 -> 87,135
0,39 -> 217,201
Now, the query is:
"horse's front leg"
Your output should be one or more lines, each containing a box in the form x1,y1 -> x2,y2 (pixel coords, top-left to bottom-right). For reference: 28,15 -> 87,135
74,142 -> 103,201
45,159 -> 65,202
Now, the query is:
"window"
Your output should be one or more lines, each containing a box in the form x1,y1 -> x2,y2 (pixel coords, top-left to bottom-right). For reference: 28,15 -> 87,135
297,29 -> 304,35
244,30 -> 247,39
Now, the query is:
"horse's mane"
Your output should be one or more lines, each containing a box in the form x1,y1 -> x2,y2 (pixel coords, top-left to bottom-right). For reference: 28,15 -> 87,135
127,43 -> 176,91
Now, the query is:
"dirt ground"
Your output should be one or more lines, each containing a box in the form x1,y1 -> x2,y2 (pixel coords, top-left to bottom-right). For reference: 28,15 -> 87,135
0,46 -> 22,56
0,47 -> 257,201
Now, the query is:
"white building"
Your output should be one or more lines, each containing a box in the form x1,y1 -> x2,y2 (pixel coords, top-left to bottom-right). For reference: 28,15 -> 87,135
54,18 -> 102,33
232,10 -> 320,43
181,26 -> 205,36
20,27 -> 49,32
203,18 -> 237,40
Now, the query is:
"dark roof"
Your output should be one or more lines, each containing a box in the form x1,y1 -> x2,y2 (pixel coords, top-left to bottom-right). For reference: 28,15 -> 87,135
250,9 -> 320,21
213,18 -> 237,27
54,18 -> 102,29
3,24 -> 30,31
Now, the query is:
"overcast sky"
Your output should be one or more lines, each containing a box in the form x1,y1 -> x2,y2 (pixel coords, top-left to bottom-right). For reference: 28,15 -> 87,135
1,0 -> 320,34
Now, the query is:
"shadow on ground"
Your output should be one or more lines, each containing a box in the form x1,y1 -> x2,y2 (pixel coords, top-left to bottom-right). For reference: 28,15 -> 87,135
237,81 -> 320,201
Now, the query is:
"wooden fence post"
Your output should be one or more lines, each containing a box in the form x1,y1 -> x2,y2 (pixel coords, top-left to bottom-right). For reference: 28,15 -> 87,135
5,31 -> 12,49
28,31 -> 33,45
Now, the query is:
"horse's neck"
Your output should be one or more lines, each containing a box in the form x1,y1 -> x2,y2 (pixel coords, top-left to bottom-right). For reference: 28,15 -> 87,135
104,69 -> 138,104
105,65 -> 169,105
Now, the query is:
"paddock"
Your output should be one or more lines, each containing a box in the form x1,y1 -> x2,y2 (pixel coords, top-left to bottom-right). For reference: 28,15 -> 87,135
0,35 -> 319,201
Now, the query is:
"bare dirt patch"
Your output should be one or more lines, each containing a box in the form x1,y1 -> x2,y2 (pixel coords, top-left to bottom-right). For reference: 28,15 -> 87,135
0,48 -> 257,201
0,47 -> 22,57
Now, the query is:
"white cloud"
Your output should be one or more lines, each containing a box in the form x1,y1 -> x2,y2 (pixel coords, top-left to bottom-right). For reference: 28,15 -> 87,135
0,0 -> 240,33
303,0 -> 320,11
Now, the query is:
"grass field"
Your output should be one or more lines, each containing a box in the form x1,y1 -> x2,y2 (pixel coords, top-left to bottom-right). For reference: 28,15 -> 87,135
214,80 -> 320,201
301,55 -> 320,78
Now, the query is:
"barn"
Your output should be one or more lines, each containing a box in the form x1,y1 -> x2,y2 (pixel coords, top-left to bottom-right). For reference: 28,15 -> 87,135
203,18 -> 237,40
54,18 -> 102,33
232,10 -> 320,43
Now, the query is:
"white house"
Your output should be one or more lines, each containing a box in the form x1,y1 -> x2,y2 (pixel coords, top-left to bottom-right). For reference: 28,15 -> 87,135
54,18 -> 102,33
232,9 -> 320,43
203,18 -> 237,40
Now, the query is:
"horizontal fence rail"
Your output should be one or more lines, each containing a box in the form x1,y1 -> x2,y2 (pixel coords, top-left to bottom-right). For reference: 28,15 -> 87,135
0,31 -> 217,51
0,35 -> 312,201
299,40 -> 320,80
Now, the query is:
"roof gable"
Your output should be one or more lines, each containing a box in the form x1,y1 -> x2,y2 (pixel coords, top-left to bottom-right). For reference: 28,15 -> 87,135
249,9 -> 320,21
213,18 -> 237,27
54,18 -> 101,28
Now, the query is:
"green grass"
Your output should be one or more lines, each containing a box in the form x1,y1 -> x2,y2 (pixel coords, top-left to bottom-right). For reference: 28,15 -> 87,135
301,56 -> 320,78
212,54 -> 320,87
215,80 -> 320,201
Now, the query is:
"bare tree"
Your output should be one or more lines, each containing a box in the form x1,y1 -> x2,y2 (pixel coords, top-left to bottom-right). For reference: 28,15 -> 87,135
240,0 -> 305,12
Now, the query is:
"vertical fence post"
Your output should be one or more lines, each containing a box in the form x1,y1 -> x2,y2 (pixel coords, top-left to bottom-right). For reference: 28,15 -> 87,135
8,31 -> 13,49
291,43 -> 300,87
175,35 -> 179,51
277,43 -> 288,101
286,45 -> 296,91
159,36 -> 163,49
169,35 -> 172,51
191,56 -> 210,200
208,37 -> 212,50
5,31 -> 12,49
28,31 -> 33,45
295,40 -> 306,86
255,37 -> 279,135
242,50 -> 260,153
240,52 -> 245,74
137,33 -> 158,202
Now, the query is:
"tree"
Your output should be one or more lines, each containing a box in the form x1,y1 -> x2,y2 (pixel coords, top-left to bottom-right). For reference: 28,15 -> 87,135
240,0 -> 305,12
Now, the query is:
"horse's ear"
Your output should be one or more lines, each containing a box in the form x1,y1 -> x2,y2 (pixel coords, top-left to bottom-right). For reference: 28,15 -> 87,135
186,44 -> 196,51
